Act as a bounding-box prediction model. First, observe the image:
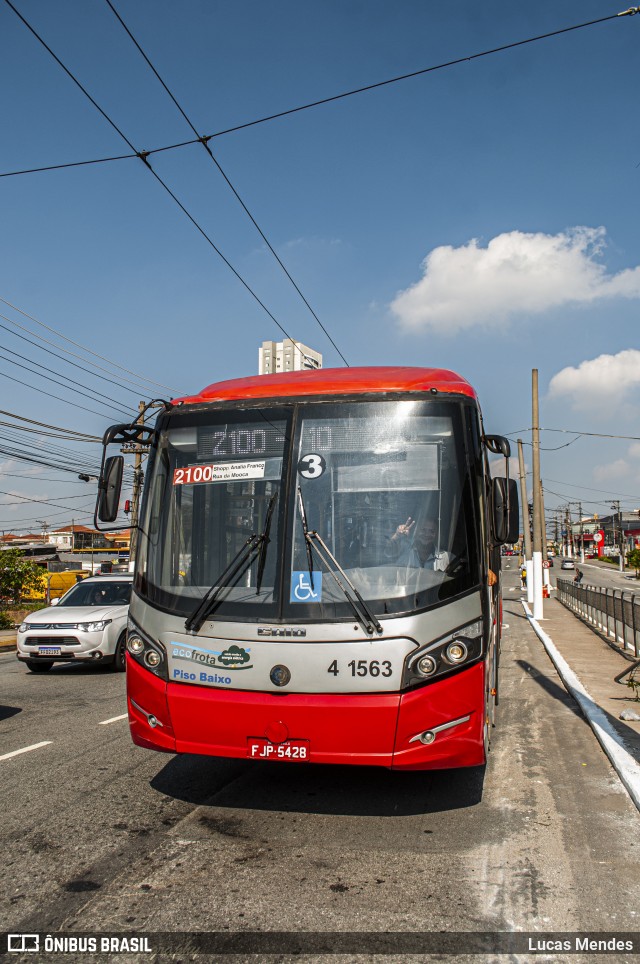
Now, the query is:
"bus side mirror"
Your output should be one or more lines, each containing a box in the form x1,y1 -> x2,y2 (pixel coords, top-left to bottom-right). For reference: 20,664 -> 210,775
492,477 -> 519,544
97,455 -> 124,523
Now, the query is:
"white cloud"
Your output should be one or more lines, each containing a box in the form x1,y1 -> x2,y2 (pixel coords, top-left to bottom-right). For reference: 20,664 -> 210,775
593,459 -> 630,482
390,227 -> 640,334
548,349 -> 640,411
628,443 -> 640,459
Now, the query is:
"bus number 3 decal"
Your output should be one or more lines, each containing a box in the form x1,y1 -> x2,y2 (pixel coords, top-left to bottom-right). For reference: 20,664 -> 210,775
327,659 -> 392,677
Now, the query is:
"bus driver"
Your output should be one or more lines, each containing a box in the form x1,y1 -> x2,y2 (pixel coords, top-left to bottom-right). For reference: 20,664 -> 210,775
387,516 -> 450,572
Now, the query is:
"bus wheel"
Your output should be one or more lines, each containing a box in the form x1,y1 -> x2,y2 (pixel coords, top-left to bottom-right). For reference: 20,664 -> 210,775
111,634 -> 127,672
26,660 -> 53,673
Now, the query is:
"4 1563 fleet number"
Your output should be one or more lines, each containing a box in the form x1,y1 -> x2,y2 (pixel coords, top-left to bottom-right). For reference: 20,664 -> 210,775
327,659 -> 392,677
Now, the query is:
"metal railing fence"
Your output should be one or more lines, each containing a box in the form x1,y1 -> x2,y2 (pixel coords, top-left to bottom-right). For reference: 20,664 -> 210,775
556,579 -> 640,658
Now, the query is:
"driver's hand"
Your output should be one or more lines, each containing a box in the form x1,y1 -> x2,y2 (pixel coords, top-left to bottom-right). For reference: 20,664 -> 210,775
392,517 -> 415,542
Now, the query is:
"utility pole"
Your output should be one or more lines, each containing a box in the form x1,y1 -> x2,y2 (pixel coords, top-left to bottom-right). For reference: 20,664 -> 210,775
578,501 -> 585,564
539,480 -> 550,590
564,505 -> 573,558
517,440 -> 533,603
531,369 -> 543,619
611,500 -> 624,572
127,401 -> 146,567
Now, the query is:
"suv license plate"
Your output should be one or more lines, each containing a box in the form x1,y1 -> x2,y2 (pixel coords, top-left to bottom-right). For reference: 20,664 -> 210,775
38,647 -> 61,656
247,738 -> 309,761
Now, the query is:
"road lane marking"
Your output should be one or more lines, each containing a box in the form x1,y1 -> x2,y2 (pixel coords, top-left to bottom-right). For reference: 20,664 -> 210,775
98,713 -> 128,725
0,741 -> 52,761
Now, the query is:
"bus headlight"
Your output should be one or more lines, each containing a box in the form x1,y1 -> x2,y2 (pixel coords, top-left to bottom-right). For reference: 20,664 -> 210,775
403,620 -> 483,690
127,634 -> 145,655
416,655 -> 437,677
445,641 -> 468,664
126,619 -> 167,680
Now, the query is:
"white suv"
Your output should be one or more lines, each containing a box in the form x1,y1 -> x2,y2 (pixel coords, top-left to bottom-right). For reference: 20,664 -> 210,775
17,574 -> 133,673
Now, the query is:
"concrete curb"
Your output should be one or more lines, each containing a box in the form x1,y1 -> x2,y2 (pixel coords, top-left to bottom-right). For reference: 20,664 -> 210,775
0,641 -> 16,653
522,600 -> 640,814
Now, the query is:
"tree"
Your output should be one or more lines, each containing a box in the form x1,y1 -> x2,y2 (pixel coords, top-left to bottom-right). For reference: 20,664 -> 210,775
627,548 -> 640,579
0,548 -> 43,606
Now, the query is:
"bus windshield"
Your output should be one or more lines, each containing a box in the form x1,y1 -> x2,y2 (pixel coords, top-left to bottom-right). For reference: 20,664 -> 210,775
136,398 -> 482,621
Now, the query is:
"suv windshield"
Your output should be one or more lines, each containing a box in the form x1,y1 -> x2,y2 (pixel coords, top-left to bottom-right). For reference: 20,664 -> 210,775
58,581 -> 132,607
137,398 -> 482,621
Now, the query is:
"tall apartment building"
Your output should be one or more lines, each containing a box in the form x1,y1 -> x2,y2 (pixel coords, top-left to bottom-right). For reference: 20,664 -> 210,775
258,338 -> 322,375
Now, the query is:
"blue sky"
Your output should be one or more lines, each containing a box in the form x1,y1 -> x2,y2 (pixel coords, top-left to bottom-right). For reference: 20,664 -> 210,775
1,0 -> 639,534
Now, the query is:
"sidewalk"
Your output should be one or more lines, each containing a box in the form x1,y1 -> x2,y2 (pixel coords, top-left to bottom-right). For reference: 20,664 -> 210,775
0,629 -> 17,653
518,587 -> 640,811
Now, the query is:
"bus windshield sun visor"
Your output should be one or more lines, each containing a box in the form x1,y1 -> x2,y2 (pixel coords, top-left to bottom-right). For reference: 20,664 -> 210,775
185,493 -> 278,634
297,487 -> 383,637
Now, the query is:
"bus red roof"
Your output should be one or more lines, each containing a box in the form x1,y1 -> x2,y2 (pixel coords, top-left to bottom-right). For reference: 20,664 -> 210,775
173,366 -> 478,406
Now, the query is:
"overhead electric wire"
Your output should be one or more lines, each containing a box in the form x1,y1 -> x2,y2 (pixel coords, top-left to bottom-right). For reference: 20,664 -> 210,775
0,409 -> 100,441
0,297 -> 180,396
0,367 -> 130,420
508,426 -> 640,442
4,1 -> 302,350
0,505 -> 97,527
2,5 -> 638,182
0,490 -> 96,506
104,0 -> 349,367
0,433 -> 101,470
0,487 -> 98,513
0,315 -> 153,398
517,434 -> 583,451
544,477 -> 640,501
0,472 -> 96,483
0,434 -> 107,475
0,446 -> 102,476
0,445 -> 133,484
0,420 -> 100,441
0,346 -> 132,417
0,426 -> 134,476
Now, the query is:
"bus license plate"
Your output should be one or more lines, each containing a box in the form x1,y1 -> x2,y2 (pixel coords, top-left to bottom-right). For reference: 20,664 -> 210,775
247,738 -> 309,761
38,646 -> 61,656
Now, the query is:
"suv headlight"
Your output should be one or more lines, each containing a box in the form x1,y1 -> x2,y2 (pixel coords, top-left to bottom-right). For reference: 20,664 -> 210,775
75,619 -> 112,633
19,622 -> 31,633
402,619 -> 484,690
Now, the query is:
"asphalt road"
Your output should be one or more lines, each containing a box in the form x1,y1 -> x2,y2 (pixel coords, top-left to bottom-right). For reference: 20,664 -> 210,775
554,559 -> 640,593
2,563 -> 640,962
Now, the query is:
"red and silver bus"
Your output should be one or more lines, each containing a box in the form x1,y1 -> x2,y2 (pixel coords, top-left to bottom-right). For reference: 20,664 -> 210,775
97,367 -> 518,770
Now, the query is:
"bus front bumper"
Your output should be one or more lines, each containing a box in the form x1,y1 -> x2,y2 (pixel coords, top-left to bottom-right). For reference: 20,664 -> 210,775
127,657 -> 486,770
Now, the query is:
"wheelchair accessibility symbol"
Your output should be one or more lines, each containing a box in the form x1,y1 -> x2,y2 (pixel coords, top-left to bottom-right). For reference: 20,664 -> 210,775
290,571 -> 323,602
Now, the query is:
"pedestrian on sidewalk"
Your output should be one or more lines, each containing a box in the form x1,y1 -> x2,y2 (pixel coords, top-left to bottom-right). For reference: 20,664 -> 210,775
520,563 -> 527,590
574,568 -> 584,586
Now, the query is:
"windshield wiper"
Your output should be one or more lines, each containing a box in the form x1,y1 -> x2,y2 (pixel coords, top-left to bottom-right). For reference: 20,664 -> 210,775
256,492 -> 278,594
185,493 -> 278,633
297,486 -> 383,636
